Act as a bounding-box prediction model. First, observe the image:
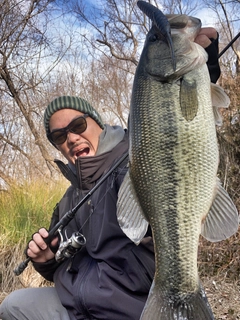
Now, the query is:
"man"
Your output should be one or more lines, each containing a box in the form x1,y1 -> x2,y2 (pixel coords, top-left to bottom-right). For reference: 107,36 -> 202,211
0,28 -> 221,320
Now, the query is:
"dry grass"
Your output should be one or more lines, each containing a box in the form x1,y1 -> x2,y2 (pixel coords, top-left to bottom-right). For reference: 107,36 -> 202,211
198,230 -> 240,320
203,277 -> 240,320
0,238 -> 52,304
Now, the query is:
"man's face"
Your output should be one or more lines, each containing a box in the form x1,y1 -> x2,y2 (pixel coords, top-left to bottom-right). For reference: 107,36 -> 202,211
49,109 -> 103,164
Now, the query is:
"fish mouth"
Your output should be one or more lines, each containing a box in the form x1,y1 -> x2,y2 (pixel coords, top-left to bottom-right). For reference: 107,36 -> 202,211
137,0 -> 176,71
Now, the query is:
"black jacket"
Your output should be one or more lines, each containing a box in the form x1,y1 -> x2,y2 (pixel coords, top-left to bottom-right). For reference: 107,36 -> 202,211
34,132 -> 155,320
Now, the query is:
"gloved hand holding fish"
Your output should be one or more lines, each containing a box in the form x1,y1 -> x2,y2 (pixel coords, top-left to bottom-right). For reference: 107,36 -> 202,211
117,1 -> 239,319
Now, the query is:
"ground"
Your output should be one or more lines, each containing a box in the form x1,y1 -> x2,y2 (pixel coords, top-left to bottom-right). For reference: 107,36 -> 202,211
203,277 -> 240,319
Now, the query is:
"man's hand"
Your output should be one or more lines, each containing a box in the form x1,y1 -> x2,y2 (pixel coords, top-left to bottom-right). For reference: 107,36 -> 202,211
27,228 -> 58,263
195,27 -> 218,48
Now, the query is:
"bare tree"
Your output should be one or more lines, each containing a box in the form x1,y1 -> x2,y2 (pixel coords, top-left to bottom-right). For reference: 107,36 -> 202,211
0,0 -> 76,187
61,0 -> 207,63
1,0 -> 239,200
60,0 -> 146,67
160,0 -> 200,15
201,0 -> 240,76
81,55 -> 133,127
199,0 -> 240,210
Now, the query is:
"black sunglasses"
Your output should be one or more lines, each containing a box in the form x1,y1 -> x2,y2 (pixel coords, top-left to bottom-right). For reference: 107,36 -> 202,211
48,114 -> 89,145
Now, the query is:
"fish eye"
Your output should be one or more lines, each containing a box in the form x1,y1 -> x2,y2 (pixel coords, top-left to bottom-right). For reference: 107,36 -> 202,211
148,34 -> 158,42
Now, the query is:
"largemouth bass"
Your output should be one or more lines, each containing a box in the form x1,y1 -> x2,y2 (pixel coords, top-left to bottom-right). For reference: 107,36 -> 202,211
117,1 -> 239,319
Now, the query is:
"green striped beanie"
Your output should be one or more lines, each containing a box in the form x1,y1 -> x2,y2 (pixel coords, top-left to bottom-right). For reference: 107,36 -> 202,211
44,96 -> 105,135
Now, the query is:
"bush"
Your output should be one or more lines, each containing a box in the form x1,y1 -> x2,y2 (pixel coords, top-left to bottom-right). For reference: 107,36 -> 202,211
0,179 -> 68,244
0,179 -> 68,302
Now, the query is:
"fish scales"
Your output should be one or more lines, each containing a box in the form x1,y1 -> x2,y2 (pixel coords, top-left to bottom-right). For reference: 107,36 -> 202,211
130,63 -> 218,294
117,2 -> 239,319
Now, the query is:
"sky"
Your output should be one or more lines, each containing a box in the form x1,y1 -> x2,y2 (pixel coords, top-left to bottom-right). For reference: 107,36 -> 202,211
195,8 -> 219,27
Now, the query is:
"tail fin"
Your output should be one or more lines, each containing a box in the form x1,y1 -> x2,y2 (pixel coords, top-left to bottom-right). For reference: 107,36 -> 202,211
140,281 -> 215,320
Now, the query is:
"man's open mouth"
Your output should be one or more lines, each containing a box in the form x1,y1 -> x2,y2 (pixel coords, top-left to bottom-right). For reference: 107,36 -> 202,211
75,147 -> 90,157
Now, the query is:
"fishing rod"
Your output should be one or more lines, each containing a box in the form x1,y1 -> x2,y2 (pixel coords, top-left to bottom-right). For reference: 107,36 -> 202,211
14,151 -> 129,276
218,30 -> 240,58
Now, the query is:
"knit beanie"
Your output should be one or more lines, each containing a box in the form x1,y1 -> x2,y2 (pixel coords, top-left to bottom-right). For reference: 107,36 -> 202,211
44,96 -> 105,135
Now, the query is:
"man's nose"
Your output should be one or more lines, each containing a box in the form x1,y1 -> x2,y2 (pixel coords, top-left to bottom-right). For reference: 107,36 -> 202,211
66,131 -> 81,143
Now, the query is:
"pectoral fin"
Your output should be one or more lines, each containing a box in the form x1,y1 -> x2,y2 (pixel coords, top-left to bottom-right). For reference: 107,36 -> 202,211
117,171 -> 149,244
201,178 -> 239,242
211,83 -> 230,126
